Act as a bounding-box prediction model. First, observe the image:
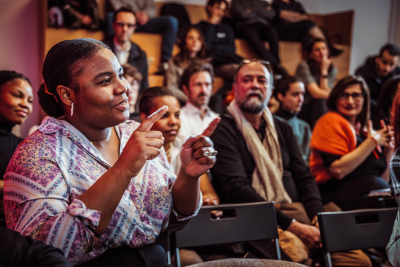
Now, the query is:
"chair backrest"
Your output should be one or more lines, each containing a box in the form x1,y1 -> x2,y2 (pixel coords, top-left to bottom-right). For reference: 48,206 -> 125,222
318,208 -> 398,253
174,202 -> 278,248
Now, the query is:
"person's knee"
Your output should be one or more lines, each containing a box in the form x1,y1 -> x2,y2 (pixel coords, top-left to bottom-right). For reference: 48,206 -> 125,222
163,16 -> 178,31
330,250 -> 372,267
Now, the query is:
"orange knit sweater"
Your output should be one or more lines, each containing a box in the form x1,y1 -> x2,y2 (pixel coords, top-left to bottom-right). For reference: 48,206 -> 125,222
309,112 -> 357,184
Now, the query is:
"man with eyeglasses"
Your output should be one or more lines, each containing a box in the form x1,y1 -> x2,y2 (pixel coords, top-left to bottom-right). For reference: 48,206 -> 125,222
209,60 -> 371,266
355,43 -> 400,111
103,7 -> 149,95
107,0 -> 178,75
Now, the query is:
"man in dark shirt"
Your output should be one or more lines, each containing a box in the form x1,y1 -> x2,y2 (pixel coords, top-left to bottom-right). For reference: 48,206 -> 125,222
355,43 -> 400,111
103,8 -> 149,94
210,60 -> 371,266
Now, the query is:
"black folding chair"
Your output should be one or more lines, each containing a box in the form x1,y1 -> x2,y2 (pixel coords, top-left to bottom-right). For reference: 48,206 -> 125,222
173,202 -> 280,267
318,208 -> 398,267
155,231 -> 171,264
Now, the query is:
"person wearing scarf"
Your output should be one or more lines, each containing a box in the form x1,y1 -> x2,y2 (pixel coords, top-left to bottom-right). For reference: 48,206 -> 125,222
210,61 -> 371,266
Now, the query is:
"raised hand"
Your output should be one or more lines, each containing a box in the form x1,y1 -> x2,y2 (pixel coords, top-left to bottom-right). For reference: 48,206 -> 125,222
368,120 -> 393,149
117,106 -> 168,177
180,117 -> 221,178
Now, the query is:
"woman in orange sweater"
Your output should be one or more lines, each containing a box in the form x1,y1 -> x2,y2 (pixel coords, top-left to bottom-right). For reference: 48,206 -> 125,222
309,75 -> 394,210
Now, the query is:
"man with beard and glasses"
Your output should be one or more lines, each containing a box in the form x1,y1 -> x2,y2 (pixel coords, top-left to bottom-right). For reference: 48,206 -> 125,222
178,62 -> 220,142
209,60 -> 371,266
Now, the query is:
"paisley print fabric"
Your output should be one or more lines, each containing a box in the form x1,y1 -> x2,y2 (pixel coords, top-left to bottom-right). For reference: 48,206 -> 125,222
4,116 -> 200,266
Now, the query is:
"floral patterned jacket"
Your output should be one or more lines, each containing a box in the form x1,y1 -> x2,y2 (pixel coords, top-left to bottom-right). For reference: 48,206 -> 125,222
4,117 -> 200,266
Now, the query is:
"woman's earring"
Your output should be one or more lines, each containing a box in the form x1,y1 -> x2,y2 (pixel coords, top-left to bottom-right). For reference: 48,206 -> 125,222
71,103 -> 74,116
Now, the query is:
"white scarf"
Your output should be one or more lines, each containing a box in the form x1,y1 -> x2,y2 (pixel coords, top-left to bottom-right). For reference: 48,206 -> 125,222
227,100 -> 292,204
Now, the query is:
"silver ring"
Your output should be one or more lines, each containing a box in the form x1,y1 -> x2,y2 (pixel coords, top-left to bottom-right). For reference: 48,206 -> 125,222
203,149 -> 218,157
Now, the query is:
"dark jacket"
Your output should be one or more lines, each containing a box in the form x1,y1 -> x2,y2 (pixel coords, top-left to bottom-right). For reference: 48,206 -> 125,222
0,227 -> 71,267
231,0 -> 276,27
196,21 -> 242,66
103,36 -> 149,94
0,121 -> 23,219
355,56 -> 400,109
210,111 -> 324,230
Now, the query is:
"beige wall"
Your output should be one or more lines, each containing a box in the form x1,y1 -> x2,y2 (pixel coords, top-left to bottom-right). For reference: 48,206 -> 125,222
0,0 -> 41,138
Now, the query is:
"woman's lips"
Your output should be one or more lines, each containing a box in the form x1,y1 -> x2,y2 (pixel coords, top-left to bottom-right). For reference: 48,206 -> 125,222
115,100 -> 129,111
165,130 -> 178,136
15,110 -> 27,117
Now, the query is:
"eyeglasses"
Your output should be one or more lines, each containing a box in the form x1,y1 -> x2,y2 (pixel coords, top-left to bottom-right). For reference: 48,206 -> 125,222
115,22 -> 137,29
338,92 -> 365,102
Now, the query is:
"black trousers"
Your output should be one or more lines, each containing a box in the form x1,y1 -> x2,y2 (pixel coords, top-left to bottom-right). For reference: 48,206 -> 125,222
77,243 -> 172,267
275,20 -> 315,48
237,22 -> 280,64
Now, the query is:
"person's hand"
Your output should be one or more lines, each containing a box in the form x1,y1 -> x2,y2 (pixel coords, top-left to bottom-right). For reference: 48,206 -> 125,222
180,118 -> 220,178
202,194 -> 223,219
367,120 -> 394,149
81,15 -> 92,26
321,58 -> 332,76
116,106 -> 167,178
136,11 -> 149,25
287,220 -> 321,250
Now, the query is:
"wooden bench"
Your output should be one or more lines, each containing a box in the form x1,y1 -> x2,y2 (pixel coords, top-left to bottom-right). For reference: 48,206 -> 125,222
42,1 -> 353,88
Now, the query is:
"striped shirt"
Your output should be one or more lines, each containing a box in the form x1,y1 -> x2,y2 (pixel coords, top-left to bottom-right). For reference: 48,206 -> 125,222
4,116 -> 200,266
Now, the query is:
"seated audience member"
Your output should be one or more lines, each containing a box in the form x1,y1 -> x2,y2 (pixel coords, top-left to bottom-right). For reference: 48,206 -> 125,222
0,71 -> 33,220
196,0 -> 241,81
0,226 -> 71,267
272,0 -> 342,56
48,0 -> 101,30
4,38 -> 218,266
138,87 -> 222,266
387,91 -> 400,266
373,75 -> 400,128
103,8 -> 148,94
178,62 -> 220,141
230,0 -> 284,72
165,27 -> 208,104
210,60 -> 370,266
122,63 -> 142,122
274,76 -> 311,163
310,75 -> 394,211
296,38 -> 337,129
107,0 -> 178,74
355,43 -> 400,111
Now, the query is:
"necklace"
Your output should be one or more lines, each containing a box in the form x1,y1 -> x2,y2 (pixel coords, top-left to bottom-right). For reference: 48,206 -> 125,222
90,129 -> 113,144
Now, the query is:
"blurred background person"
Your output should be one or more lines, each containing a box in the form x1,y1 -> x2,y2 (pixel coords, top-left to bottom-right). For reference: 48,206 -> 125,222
0,70 -> 33,220
272,0 -> 342,56
310,75 -> 394,211
165,27 -> 208,105
296,38 -> 337,129
122,63 -> 142,122
274,76 -> 311,164
355,44 -> 400,112
373,75 -> 400,128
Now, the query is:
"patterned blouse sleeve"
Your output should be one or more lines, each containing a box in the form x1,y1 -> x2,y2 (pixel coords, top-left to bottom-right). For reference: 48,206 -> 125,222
4,138 -> 102,265
390,148 -> 400,197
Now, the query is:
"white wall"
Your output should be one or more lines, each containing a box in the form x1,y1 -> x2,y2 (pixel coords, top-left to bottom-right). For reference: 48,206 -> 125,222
0,0 -> 41,138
